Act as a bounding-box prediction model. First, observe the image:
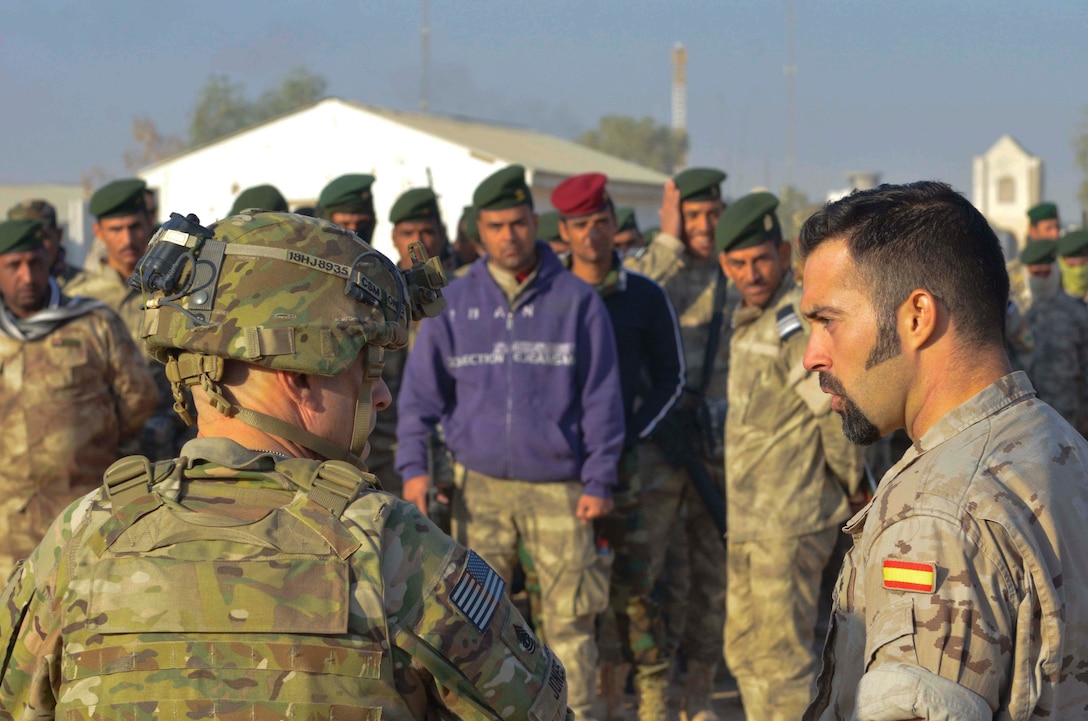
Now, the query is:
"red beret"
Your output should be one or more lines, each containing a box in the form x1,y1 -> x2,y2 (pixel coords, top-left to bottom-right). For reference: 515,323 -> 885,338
551,173 -> 611,218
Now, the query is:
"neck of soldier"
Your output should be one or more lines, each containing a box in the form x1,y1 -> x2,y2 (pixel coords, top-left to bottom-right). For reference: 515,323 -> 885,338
570,253 -> 612,286
904,341 -> 1012,443
197,412 -> 315,459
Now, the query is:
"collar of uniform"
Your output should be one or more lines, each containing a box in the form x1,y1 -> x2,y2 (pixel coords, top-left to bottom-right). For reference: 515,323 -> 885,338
888,371 -> 1036,472
179,436 -> 286,471
560,251 -> 627,297
732,271 -> 796,329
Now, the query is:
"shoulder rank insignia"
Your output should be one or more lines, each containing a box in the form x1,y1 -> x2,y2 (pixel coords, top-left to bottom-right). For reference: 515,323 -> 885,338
776,306 -> 802,341
882,559 -> 936,593
451,550 -> 506,631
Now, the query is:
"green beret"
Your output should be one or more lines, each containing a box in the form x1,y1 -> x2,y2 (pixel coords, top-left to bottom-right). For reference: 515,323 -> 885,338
473,165 -> 533,210
230,184 -> 288,215
615,207 -> 638,233
89,178 -> 147,219
318,174 -> 376,213
715,191 -> 781,253
0,220 -> 45,255
1027,202 -> 1058,224
1020,239 -> 1057,266
390,187 -> 440,225
8,199 -> 57,228
674,167 -> 727,202
538,211 -> 563,243
464,206 -> 481,243
1058,230 -> 1088,259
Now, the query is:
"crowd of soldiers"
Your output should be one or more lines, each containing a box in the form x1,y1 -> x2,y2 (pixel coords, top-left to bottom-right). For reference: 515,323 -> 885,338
2,161 -> 1088,721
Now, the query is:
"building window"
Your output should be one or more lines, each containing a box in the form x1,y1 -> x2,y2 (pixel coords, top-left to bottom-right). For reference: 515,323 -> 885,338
997,176 -> 1016,204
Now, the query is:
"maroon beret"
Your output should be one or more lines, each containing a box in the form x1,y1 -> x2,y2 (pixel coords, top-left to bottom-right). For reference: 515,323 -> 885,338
551,173 -> 611,218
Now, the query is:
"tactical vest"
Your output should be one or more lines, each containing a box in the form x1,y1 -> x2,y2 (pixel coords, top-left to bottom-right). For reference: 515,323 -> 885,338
54,454 -> 414,720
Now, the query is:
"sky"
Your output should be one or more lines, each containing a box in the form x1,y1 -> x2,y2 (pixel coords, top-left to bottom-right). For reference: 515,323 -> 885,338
3,0 -> 1087,218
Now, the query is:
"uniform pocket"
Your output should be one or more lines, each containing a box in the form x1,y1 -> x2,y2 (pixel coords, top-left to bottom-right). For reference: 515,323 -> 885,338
865,597 -> 919,671
557,544 -> 613,618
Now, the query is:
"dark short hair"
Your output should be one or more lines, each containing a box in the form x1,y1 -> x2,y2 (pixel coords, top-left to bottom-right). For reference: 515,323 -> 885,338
798,181 -> 1008,351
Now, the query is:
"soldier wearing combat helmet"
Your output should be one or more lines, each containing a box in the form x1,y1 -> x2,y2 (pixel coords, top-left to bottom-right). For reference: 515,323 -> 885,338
0,210 -> 572,720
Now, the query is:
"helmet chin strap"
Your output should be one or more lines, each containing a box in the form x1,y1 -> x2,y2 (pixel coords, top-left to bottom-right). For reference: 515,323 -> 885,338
166,347 -> 386,472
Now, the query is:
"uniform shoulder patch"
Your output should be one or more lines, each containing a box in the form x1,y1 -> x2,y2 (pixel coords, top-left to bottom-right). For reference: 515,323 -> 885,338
882,559 -> 936,593
451,550 -> 506,631
776,305 -> 802,341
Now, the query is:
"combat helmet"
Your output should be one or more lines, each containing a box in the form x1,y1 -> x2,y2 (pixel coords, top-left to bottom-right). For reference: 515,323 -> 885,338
131,210 -> 446,469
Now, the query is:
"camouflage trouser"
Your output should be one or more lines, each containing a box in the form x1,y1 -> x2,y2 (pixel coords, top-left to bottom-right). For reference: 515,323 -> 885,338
454,466 -> 611,721
724,526 -> 839,721
639,443 -> 727,666
594,447 -> 669,671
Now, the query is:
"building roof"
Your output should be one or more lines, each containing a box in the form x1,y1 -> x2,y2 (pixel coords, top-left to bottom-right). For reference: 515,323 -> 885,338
141,98 -> 669,186
350,100 -> 668,185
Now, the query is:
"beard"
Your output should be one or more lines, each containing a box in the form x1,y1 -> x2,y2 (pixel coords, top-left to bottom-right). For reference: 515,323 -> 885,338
819,371 -> 883,446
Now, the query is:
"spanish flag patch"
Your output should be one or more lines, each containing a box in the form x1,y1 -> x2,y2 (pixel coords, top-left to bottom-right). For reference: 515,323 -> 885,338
882,560 -> 936,593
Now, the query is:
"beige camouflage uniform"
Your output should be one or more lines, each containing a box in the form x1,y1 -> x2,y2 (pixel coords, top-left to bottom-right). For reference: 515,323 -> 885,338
806,372 -> 1088,720
724,275 -> 862,721
0,437 -> 571,720
624,232 -> 736,670
0,305 -> 157,579
66,251 -> 186,460
1023,290 -> 1088,436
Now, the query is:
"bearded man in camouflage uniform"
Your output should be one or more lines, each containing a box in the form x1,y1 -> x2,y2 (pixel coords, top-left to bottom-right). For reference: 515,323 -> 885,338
800,182 -> 1088,720
0,219 -> 157,580
0,211 -> 572,720
715,192 -> 863,721
7,200 -> 82,286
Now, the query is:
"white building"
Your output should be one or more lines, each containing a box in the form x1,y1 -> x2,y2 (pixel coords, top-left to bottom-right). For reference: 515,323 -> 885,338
972,135 -> 1043,247
139,98 -> 668,261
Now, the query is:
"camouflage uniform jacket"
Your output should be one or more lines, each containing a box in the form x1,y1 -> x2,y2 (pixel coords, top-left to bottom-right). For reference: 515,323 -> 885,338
65,253 -> 145,348
624,231 -> 737,400
0,303 -> 157,524
806,372 -> 1088,721
725,275 -> 862,541
1023,291 -> 1088,436
67,249 -> 186,459
0,437 -> 571,720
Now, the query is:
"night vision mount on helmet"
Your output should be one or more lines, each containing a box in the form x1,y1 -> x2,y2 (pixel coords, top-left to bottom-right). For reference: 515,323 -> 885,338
130,210 -> 448,470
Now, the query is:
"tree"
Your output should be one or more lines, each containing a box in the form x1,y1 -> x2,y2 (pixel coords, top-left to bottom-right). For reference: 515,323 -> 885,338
576,116 -> 688,174
188,67 -> 327,147
1074,109 -> 1088,214
124,117 -> 185,172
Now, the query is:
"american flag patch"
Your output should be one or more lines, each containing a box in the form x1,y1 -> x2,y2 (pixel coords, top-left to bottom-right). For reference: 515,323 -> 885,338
776,306 -> 802,340
451,551 -> 506,632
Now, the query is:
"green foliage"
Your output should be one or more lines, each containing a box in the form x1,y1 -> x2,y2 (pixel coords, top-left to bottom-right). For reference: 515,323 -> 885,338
188,67 -> 327,147
576,116 -> 688,174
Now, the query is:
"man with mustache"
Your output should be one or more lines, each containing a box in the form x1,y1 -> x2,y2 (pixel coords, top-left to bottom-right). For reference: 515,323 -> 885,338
0,218 -> 156,579
67,179 -> 184,461
624,168 -> 734,721
799,182 -> 1088,720
715,192 -> 863,721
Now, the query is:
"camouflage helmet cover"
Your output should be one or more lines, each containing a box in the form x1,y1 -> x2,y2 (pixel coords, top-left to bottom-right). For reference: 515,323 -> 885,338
141,211 -> 411,376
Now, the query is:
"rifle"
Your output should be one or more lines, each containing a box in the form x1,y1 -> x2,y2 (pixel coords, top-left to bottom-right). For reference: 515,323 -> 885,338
653,397 -> 727,543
